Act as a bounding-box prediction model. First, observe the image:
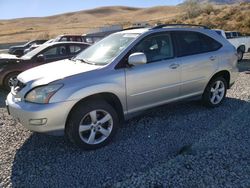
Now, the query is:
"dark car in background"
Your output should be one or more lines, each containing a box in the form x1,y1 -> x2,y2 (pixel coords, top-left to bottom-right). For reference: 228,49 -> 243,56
82,29 -> 124,44
8,40 -> 47,57
54,35 -> 84,42
1,42 -> 89,89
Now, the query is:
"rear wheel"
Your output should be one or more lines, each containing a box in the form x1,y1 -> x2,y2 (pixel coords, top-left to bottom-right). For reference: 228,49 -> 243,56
3,72 -> 19,91
237,49 -> 244,61
202,77 -> 227,107
66,100 -> 119,150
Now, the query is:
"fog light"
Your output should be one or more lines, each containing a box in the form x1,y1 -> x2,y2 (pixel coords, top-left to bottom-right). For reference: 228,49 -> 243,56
29,118 -> 47,125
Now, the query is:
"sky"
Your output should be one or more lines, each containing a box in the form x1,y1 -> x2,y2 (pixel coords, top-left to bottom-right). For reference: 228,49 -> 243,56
0,0 -> 183,20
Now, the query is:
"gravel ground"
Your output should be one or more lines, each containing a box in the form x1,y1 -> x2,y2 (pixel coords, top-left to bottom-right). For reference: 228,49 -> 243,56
0,54 -> 250,187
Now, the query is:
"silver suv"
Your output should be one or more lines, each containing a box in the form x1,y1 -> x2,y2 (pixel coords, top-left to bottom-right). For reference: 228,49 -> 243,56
6,24 -> 238,149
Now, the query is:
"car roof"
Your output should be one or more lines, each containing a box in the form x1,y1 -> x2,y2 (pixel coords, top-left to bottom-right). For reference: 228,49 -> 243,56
44,41 -> 90,47
57,34 -> 82,37
118,25 -> 216,35
119,28 -> 150,34
118,27 -> 214,36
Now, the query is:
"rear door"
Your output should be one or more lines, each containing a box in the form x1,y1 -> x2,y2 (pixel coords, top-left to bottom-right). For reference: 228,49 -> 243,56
172,31 -> 222,97
125,32 -> 181,113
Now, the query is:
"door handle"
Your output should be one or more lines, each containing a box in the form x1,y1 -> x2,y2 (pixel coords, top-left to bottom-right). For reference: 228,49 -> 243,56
209,56 -> 216,61
169,63 -> 180,69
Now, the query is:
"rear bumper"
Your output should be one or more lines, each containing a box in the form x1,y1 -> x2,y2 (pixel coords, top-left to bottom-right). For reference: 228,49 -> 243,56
5,93 -> 77,136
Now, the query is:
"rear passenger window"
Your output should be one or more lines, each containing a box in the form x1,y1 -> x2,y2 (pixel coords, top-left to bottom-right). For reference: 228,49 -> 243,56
42,45 -> 67,59
60,37 -> 68,42
76,37 -> 82,42
174,31 -> 222,57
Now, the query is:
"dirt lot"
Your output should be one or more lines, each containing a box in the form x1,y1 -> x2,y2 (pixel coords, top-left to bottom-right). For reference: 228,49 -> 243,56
0,54 -> 250,187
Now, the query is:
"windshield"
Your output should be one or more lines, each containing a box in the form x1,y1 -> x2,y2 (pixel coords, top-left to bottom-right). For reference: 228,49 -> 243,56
21,44 -> 48,59
74,33 -> 139,65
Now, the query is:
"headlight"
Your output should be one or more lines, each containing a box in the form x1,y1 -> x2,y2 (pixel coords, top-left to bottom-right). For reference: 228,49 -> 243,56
25,84 -> 63,104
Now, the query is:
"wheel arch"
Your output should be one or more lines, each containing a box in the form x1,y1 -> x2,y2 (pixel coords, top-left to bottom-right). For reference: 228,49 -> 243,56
208,70 -> 230,89
2,71 -> 22,88
237,45 -> 245,52
65,92 -> 125,132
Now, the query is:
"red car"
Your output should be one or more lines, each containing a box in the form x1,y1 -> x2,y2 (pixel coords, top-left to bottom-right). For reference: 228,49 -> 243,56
0,41 -> 89,89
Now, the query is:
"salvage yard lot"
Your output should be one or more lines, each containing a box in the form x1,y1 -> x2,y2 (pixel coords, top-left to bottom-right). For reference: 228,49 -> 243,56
0,54 -> 250,187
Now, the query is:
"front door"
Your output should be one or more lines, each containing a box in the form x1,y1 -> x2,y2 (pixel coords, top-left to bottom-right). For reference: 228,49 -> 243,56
125,33 -> 181,113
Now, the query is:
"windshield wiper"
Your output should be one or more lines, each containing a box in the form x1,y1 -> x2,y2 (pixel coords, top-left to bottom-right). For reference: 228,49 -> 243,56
73,58 -> 96,65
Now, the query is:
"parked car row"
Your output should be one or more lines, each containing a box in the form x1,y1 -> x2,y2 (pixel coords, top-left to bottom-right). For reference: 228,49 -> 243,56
5,24 -> 239,150
9,35 -> 87,57
8,40 -> 47,57
1,42 -> 90,89
9,31 -> 121,57
1,27 -> 150,90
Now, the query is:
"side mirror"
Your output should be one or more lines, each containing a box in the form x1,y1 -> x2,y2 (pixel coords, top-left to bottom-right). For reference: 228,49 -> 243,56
36,54 -> 45,62
128,52 -> 147,66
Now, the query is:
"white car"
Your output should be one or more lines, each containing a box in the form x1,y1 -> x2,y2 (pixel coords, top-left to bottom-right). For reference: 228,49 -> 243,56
214,29 -> 250,61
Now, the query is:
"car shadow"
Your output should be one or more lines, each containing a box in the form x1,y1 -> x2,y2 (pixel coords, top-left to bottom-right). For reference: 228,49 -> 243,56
238,54 -> 250,73
10,97 -> 250,187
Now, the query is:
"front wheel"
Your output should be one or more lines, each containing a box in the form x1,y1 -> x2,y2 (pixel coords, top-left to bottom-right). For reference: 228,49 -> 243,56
3,72 -> 19,91
202,77 -> 227,107
66,100 -> 119,150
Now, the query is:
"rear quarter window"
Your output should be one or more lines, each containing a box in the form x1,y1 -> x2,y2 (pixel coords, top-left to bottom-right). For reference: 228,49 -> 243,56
173,31 -> 222,57
69,45 -> 82,54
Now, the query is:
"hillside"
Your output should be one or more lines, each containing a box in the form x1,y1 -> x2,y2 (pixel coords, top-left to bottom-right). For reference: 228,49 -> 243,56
187,0 -> 250,4
0,3 -> 249,44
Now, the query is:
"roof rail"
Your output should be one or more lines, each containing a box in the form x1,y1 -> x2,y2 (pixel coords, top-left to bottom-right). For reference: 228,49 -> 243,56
151,24 -> 210,30
123,26 -> 148,31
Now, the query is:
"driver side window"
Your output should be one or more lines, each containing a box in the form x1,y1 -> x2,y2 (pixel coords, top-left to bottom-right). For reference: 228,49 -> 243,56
132,33 -> 174,63
42,45 -> 67,60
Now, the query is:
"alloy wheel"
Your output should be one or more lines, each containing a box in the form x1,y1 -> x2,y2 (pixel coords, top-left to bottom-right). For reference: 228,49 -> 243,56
78,110 -> 113,145
210,80 -> 225,105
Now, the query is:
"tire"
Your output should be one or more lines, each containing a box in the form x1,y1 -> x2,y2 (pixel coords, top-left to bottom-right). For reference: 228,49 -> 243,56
202,77 -> 227,108
237,49 -> 244,61
66,100 -> 119,150
3,72 -> 20,91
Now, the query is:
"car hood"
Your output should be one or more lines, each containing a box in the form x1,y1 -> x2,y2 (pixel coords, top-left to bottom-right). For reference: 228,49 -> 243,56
18,59 -> 102,86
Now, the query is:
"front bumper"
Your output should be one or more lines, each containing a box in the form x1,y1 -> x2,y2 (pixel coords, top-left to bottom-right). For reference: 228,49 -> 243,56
5,93 -> 77,136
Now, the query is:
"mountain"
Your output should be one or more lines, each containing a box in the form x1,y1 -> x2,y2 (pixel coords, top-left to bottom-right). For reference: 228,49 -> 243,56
184,0 -> 250,4
0,3 -> 249,44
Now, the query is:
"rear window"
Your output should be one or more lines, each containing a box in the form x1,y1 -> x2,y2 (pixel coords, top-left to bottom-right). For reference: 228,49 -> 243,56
173,31 -> 222,57
225,32 -> 231,39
